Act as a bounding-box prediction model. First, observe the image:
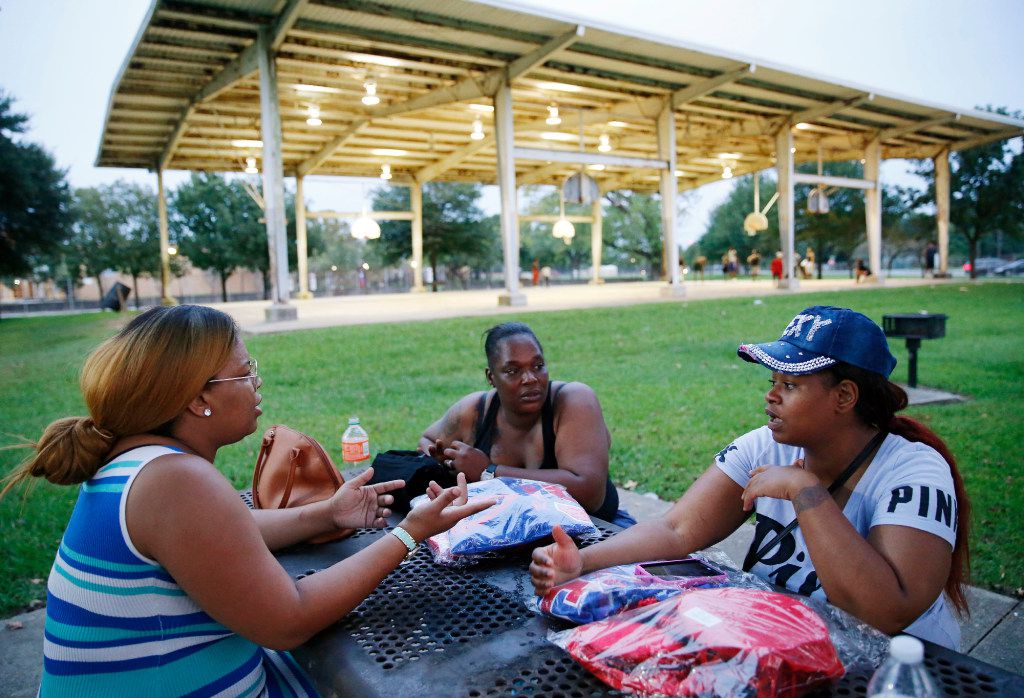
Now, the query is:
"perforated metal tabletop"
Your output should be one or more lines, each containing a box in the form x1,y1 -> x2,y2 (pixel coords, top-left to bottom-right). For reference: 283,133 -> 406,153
275,523 -> 1023,698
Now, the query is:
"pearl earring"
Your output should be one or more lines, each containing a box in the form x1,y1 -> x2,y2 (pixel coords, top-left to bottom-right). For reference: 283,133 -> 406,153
203,408 -> 212,417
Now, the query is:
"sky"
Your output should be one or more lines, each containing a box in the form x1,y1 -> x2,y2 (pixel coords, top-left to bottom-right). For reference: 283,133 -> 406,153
2,0 -> 1023,247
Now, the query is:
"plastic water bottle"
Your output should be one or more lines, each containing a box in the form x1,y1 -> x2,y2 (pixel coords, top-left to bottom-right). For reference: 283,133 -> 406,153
867,635 -> 938,697
341,417 -> 370,464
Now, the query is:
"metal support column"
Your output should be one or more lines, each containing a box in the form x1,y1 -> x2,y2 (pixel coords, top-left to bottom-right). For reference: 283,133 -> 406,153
411,181 -> 425,292
494,81 -> 525,306
934,147 -> 951,276
590,196 -> 603,284
295,175 -> 312,299
864,137 -> 884,284
775,128 -> 798,290
157,169 -> 176,306
257,26 -> 296,321
658,103 -> 684,297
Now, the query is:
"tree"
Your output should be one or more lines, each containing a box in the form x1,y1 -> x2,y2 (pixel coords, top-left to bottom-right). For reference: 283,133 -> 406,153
916,121 -> 1024,278
602,191 -> 665,278
0,90 -> 72,278
172,173 -> 267,302
371,182 -> 492,291
66,186 -> 121,297
693,174 -> 779,273
105,182 -> 160,308
519,187 -> 592,275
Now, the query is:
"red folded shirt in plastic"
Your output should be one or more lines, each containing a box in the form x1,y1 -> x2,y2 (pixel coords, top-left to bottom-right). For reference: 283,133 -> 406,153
554,587 -> 844,697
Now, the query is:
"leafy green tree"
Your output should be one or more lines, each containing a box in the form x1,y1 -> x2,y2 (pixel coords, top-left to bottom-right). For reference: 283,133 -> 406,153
0,90 -> 72,278
66,186 -> 121,297
171,173 -> 267,302
104,182 -> 160,308
519,187 -> 592,275
371,182 -> 491,291
915,123 -> 1024,278
691,174 -> 779,273
602,191 -> 665,278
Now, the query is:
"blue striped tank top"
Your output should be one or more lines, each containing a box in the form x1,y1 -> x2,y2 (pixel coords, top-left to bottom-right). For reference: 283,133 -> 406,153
41,445 -> 319,697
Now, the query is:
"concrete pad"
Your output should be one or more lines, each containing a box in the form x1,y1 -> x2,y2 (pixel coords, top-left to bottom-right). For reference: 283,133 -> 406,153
901,384 -> 968,406
969,600 -> 1024,675
961,586 -> 1018,651
263,303 -> 298,323
0,608 -> 44,697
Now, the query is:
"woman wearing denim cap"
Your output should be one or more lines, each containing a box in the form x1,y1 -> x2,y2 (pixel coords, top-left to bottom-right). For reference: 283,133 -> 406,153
530,306 -> 970,649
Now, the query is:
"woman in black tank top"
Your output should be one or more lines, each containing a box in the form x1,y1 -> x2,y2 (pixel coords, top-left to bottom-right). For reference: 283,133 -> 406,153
419,322 -> 626,523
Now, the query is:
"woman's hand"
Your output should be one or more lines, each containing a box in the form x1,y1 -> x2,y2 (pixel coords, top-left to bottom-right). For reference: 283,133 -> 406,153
398,482 -> 496,542
327,467 -> 404,529
529,525 -> 583,595
426,471 -> 468,505
740,459 -> 819,512
440,440 -> 490,481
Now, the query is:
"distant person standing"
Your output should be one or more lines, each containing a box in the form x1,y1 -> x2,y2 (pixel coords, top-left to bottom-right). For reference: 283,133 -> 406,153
693,255 -> 707,281
747,250 -> 762,280
855,258 -> 872,283
727,247 -> 739,279
540,265 -> 552,286
532,259 -> 540,287
924,242 -> 938,277
770,251 -> 784,282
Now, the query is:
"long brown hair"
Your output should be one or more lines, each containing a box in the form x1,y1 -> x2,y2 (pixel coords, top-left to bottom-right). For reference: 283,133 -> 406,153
823,362 -> 971,616
2,305 -> 238,496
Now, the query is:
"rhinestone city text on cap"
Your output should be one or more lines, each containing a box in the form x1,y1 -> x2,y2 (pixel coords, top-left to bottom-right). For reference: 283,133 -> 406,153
804,316 -> 833,341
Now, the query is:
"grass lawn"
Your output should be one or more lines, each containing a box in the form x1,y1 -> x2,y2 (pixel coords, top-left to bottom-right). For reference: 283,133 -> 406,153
1,282 -> 1022,616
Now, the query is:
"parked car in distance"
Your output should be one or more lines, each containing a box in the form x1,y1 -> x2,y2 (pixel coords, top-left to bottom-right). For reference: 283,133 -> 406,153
963,257 -> 1008,275
994,259 -> 1024,276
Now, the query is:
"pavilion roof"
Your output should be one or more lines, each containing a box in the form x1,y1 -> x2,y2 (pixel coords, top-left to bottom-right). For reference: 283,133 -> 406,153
97,0 -> 1024,191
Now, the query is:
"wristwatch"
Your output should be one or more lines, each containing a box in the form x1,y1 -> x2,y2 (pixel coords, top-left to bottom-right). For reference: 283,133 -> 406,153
480,463 -> 498,480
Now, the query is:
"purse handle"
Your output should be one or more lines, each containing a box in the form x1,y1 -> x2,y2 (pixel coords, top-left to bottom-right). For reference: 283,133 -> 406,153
253,429 -> 302,509
746,430 -> 888,569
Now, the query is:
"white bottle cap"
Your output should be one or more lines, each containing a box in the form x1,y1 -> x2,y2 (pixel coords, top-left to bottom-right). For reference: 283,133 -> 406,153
889,635 -> 925,664
348,416 -> 359,425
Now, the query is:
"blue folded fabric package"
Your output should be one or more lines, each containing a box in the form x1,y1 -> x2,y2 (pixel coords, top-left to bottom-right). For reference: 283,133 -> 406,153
416,477 -> 599,564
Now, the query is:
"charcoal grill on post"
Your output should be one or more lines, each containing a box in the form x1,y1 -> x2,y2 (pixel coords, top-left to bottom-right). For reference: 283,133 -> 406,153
882,313 -> 947,388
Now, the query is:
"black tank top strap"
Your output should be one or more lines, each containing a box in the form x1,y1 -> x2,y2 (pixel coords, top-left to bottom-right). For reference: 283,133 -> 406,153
540,383 -> 562,470
473,390 -> 500,455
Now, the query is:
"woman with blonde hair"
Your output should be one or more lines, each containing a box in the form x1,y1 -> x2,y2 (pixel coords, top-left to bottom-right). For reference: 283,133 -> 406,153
4,305 -> 491,696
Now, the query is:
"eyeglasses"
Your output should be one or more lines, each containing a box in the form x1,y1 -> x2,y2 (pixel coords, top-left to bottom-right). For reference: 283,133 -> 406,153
207,358 -> 259,387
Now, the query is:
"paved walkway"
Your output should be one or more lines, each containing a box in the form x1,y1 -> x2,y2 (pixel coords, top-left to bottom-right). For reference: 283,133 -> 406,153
211,276 -> 954,334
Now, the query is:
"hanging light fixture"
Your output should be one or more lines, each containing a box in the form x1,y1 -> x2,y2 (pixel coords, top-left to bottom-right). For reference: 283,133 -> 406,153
306,104 -> 322,126
552,191 -> 575,245
380,163 -> 392,180
721,164 -> 733,179
361,80 -> 380,106
546,104 -> 561,126
244,157 -> 258,174
352,207 -> 381,240
597,133 -> 612,153
470,116 -> 485,141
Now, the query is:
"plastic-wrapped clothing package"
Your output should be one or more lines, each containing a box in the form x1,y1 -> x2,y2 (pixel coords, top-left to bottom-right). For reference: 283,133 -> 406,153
412,477 -> 599,565
550,587 -> 848,697
537,560 -> 726,625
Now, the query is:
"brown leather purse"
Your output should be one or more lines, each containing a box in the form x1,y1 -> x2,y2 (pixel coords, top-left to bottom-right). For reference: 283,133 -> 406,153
252,425 -> 354,544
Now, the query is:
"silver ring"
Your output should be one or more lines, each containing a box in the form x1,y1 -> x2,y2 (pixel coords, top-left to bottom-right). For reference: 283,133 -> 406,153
444,459 -> 453,468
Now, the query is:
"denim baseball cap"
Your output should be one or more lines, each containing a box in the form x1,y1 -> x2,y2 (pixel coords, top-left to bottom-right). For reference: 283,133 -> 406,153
737,306 -> 897,377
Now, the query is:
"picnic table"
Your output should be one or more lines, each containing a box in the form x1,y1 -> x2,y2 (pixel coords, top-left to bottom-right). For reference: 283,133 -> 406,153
275,519 -> 1024,697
